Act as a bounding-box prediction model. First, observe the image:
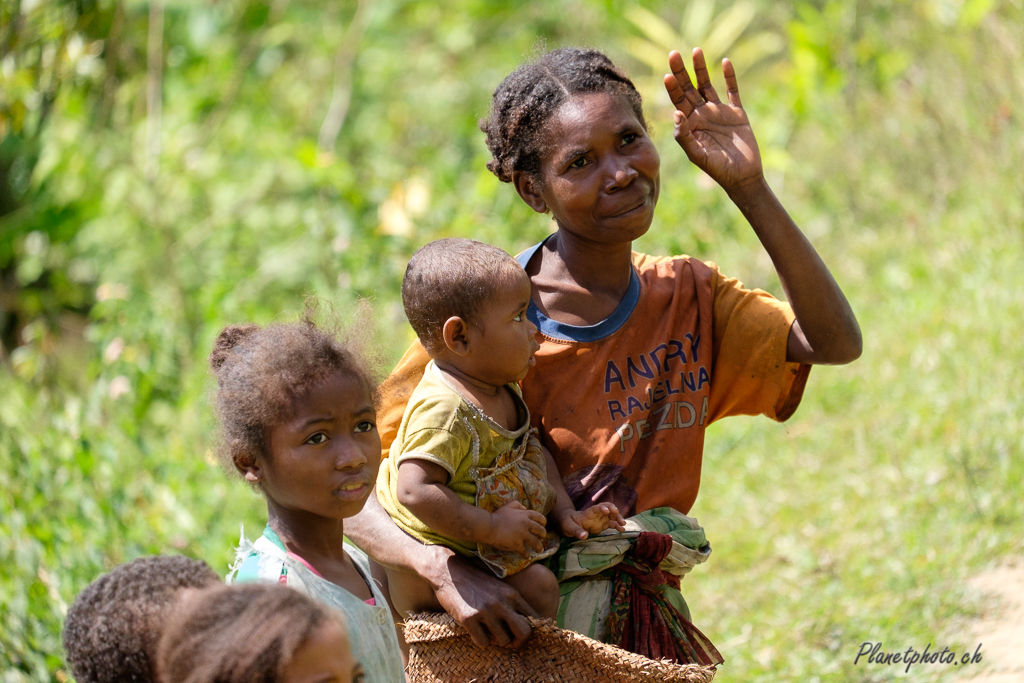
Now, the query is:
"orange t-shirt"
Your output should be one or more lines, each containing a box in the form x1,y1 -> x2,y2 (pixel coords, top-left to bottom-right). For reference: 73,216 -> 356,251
377,246 -> 810,517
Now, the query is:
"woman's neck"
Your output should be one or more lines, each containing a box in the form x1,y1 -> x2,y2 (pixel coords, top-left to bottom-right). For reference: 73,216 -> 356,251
528,230 -> 635,325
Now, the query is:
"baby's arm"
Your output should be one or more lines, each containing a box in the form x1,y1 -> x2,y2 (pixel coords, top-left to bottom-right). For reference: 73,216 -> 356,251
540,443 -> 626,540
397,459 -> 548,555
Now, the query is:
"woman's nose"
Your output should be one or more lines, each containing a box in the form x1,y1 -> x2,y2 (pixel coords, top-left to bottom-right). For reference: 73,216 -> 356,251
606,159 -> 638,192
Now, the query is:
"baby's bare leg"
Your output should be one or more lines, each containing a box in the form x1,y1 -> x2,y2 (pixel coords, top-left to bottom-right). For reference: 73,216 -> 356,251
383,565 -> 444,618
503,562 -> 559,621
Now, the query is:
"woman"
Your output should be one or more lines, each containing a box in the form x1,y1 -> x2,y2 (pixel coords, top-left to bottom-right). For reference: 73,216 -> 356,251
349,47 -> 860,652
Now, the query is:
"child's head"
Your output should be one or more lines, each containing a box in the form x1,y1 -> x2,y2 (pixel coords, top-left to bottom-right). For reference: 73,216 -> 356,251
403,238 -> 540,384
209,316 -> 380,519
156,583 -> 363,683
62,555 -> 220,683
480,47 -> 647,184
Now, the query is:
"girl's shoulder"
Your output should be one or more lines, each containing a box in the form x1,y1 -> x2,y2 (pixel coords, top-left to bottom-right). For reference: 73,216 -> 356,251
231,552 -> 267,584
226,525 -> 293,588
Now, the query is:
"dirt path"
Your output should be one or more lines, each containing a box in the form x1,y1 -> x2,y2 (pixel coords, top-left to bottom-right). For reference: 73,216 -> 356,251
960,560 -> 1024,682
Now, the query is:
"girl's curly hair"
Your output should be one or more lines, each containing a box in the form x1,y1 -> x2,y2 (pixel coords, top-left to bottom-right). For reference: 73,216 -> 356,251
479,47 -> 646,183
62,555 -> 220,683
155,583 -> 344,683
208,311 -> 375,476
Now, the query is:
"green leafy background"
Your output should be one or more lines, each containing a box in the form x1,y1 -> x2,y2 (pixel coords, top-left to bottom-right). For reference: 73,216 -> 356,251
1,0 -> 1021,680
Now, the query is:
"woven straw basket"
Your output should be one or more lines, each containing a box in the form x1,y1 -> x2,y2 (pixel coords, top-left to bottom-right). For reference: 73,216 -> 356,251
403,613 -> 717,683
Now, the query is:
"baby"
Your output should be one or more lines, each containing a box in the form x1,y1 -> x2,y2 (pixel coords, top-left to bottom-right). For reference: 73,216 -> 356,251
377,237 -> 624,620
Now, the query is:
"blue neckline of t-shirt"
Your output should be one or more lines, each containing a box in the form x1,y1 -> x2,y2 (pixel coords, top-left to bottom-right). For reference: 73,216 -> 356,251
516,238 -> 641,343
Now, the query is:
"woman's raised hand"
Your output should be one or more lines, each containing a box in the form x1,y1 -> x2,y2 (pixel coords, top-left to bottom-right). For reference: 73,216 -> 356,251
663,48 -> 764,194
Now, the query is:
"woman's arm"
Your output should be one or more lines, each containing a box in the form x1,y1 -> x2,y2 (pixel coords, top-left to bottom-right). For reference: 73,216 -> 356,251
345,490 -> 538,648
663,48 -> 862,365
726,179 -> 861,365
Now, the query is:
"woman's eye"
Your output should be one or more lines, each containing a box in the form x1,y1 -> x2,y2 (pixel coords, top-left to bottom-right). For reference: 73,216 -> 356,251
305,433 -> 328,445
622,132 -> 638,145
354,420 -> 376,434
569,156 -> 588,169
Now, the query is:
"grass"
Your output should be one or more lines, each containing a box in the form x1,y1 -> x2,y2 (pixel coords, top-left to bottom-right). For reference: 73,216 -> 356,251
674,181 -> 1024,683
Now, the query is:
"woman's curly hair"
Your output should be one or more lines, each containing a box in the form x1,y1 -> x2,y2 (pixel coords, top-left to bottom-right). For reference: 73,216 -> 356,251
479,47 -> 646,183
208,311 -> 375,477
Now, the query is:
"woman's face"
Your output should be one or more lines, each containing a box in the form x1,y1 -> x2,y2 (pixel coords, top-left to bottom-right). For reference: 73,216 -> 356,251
256,372 -> 381,522
529,92 -> 661,245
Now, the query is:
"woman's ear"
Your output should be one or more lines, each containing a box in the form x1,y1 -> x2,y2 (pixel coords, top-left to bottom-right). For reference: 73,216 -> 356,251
441,316 -> 473,356
512,171 -> 548,214
234,453 -> 262,484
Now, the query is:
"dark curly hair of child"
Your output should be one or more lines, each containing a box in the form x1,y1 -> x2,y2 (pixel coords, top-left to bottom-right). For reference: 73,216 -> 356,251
208,314 -> 374,478
155,583 -> 344,683
479,47 -> 646,183
62,555 -> 220,683
402,237 -> 525,354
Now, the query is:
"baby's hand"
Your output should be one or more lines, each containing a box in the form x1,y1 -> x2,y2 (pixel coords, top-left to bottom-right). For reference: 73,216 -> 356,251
555,503 -> 626,540
488,502 -> 548,554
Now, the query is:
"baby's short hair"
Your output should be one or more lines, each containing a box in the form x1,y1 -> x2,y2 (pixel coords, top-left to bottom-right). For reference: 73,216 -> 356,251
402,238 -> 525,354
155,583 -> 342,683
62,555 -> 220,683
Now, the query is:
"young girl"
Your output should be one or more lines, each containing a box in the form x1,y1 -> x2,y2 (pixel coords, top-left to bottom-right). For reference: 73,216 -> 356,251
349,47 -> 861,653
156,583 -> 365,683
209,317 -> 403,682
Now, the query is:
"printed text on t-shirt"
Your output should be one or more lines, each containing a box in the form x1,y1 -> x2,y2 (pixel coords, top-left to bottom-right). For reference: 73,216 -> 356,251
602,335 -> 710,452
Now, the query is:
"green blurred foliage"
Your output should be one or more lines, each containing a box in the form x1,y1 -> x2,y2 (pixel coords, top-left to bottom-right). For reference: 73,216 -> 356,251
1,0 -> 1022,680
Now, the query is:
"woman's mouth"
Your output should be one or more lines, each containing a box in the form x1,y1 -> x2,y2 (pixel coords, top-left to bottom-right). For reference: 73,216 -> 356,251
609,195 -> 650,218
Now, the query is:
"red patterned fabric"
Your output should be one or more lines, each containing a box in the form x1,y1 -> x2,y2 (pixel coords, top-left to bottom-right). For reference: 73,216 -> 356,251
605,532 -> 723,666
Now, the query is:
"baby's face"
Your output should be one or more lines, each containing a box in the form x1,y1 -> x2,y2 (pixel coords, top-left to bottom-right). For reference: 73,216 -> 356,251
283,619 -> 363,683
469,270 -> 541,386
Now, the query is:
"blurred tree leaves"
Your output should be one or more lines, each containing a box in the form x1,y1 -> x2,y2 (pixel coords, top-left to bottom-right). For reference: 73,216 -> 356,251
625,0 -> 784,105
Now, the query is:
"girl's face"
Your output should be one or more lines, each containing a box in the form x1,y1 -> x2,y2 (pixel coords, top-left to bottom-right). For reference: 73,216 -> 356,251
257,372 -> 380,521
520,92 -> 661,245
283,619 -> 364,683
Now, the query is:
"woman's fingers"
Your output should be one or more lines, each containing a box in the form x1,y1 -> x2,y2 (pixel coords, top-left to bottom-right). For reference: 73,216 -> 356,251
440,556 -> 536,649
502,593 -> 539,648
663,74 -> 693,117
691,48 -> 721,104
665,50 -> 702,114
723,58 -> 742,108
673,110 -> 705,167
462,617 -> 494,649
